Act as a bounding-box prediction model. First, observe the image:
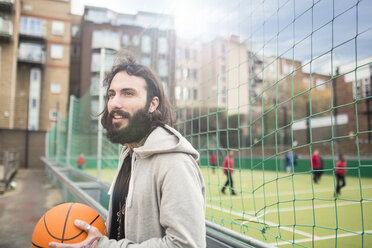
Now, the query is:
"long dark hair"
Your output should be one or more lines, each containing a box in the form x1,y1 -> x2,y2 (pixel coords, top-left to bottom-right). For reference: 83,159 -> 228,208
100,54 -> 174,129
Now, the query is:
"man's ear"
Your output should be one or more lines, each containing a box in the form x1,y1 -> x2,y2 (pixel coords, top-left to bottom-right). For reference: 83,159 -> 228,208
148,96 -> 159,113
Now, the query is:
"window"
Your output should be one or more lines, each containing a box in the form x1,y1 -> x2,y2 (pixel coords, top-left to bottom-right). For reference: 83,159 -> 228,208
52,21 -> 64,35
91,53 -> 100,72
105,53 -> 115,71
91,52 -> 115,72
183,68 -> 188,80
91,99 -> 99,116
122,34 -> 130,46
28,68 -> 41,130
282,61 -> 291,75
158,37 -> 168,54
90,75 -> 100,96
193,49 -> 197,62
132,35 -> 140,46
50,82 -> 61,94
193,89 -> 198,100
221,86 -> 227,103
221,44 -> 225,60
32,69 -> 40,81
315,78 -> 325,90
92,30 -> 120,50
141,35 -> 151,53
158,59 -> 168,77
71,45 -> 79,57
86,9 -> 108,24
353,80 -> 362,99
20,16 -> 44,36
176,67 -> 182,80
175,86 -> 182,100
176,47 -> 181,58
183,87 -> 189,100
72,25 -> 79,37
221,65 -> 226,82
185,48 -> 189,60
49,109 -> 58,121
363,78 -> 371,97
193,69 -> 198,81
142,57 -> 151,66
162,81 -> 168,96
51,44 -> 63,59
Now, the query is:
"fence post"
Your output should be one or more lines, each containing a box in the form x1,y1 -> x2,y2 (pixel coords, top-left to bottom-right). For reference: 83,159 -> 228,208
45,131 -> 49,157
66,95 -> 75,167
97,48 -> 106,181
55,102 -> 60,162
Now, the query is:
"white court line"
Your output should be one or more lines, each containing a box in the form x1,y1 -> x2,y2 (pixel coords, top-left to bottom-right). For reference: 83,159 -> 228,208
271,230 -> 372,246
207,201 -> 372,239
207,200 -> 372,220
261,200 -> 372,215
209,184 -> 372,201
206,203 -> 318,239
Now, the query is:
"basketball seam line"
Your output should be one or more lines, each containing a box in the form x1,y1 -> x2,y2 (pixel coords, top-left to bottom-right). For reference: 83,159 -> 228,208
31,242 -> 45,248
61,203 -> 75,243
63,214 -> 101,241
38,204 -> 102,245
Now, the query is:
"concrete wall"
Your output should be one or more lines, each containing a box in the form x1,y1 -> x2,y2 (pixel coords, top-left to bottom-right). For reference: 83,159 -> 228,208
0,129 -> 46,169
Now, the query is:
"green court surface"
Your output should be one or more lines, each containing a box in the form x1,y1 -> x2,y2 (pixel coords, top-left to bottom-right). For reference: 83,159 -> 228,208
85,167 -> 372,247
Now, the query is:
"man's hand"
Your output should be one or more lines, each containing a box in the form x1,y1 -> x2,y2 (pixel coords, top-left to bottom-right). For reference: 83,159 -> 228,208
49,220 -> 103,248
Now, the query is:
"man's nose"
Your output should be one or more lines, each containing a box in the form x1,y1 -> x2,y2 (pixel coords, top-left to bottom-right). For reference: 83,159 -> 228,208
108,95 -> 123,109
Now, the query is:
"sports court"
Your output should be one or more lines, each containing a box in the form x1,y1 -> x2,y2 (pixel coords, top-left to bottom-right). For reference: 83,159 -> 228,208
45,0 -> 372,247
82,165 -> 372,247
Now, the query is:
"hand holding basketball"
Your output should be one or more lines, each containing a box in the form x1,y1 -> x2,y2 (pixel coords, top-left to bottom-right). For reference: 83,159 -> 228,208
49,219 -> 103,248
31,202 -> 106,248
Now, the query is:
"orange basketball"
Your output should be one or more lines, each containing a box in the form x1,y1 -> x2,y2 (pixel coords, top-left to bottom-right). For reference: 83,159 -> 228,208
31,202 -> 106,248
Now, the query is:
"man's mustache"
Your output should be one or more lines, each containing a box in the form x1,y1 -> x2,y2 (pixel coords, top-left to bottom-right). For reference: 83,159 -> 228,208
109,109 -> 131,119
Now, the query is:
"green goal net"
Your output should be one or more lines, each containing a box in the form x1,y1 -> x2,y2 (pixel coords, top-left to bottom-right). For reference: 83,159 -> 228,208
46,0 -> 372,247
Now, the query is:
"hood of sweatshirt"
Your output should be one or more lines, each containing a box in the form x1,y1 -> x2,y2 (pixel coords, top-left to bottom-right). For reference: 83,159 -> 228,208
108,125 -> 199,196
133,125 -> 199,161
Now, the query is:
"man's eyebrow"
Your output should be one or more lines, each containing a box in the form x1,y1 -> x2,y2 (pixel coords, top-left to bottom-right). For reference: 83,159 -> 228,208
120,88 -> 136,93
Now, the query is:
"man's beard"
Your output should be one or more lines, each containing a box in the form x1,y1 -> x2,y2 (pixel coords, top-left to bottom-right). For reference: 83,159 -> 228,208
105,107 -> 152,145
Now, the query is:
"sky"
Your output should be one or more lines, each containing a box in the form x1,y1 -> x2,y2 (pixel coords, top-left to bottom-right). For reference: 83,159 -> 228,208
71,0 -> 372,75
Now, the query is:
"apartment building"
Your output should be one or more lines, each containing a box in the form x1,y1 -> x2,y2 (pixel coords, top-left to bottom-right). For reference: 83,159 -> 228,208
335,56 -> 372,154
17,0 -> 71,131
73,6 -> 175,99
0,0 -> 71,168
174,37 -> 202,108
201,35 -> 250,116
69,13 -> 82,97
0,0 -> 19,130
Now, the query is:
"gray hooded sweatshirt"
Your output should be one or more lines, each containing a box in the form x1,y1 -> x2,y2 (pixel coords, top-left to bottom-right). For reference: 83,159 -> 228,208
98,125 -> 206,247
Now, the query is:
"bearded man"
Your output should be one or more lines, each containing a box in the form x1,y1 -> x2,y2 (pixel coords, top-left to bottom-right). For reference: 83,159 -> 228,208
49,55 -> 206,248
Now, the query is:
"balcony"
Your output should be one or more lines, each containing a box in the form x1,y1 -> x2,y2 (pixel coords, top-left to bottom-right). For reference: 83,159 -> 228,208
19,29 -> 46,42
19,16 -> 46,41
0,18 -> 12,42
0,0 -> 14,13
18,43 -> 46,65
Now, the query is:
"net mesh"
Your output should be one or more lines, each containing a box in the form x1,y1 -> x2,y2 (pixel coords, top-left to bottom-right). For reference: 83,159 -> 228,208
47,0 -> 372,246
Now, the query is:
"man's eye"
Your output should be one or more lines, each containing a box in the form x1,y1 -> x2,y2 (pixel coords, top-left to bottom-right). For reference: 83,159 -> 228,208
124,91 -> 134,96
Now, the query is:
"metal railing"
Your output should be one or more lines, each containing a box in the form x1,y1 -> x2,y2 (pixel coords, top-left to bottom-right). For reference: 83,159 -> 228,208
41,157 -> 272,248
0,150 -> 19,193
18,46 -> 46,64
